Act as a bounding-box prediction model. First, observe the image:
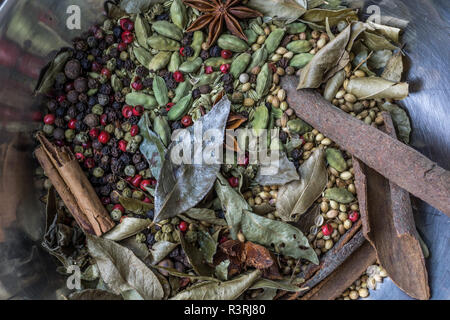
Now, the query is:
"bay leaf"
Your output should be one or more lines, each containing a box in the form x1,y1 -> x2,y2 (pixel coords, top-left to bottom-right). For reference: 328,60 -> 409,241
215,173 -> 252,240
184,208 -> 227,226
154,97 -> 231,222
120,0 -> 164,13
362,31 -> 398,51
301,8 -> 358,27
215,260 -> 230,281
276,149 -> 327,222
86,235 -> 164,300
148,241 -> 179,265
138,112 -> 167,180
156,266 -> 220,282
250,278 -> 307,292
380,102 -> 411,144
298,24 -> 351,89
255,152 -> 300,186
35,49 -> 72,95
119,196 -> 153,215
347,77 -> 409,100
121,289 -> 144,300
241,210 -> 319,264
364,21 -> 402,43
248,0 -> 307,23
198,230 -> 218,264
249,288 -> 277,300
68,289 -> 122,300
252,203 -> 276,215
351,41 -> 376,77
170,270 -> 261,300
368,49 -> 393,69
381,51 -> 404,82
178,230 -> 215,277
103,217 -> 152,242
120,237 -> 150,260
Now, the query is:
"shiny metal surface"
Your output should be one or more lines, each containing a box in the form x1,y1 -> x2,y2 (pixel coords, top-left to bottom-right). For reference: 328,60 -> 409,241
0,0 -> 448,300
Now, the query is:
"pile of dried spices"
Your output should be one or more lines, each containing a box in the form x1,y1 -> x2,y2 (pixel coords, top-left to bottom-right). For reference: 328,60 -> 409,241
31,0 -> 436,300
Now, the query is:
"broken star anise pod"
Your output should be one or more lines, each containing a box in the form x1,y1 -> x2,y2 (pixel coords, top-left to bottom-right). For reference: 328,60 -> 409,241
183,0 -> 262,48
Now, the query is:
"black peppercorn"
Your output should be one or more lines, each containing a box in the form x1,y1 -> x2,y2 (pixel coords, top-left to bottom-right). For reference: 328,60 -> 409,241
76,112 -> 86,121
171,121 -> 183,130
88,96 -> 98,106
65,59 -> 81,80
122,77 -> 131,87
88,78 -> 99,89
124,60 -> 135,71
74,77 -> 88,93
92,140 -> 103,150
128,116 -> 139,125
98,41 -> 107,51
279,131 -> 288,144
99,84 -> 112,95
119,153 -> 131,165
166,78 -> 177,90
181,36 -> 192,47
78,93 -> 88,103
67,90 -> 79,103
54,118 -> 65,128
136,66 -> 149,78
75,121 -> 87,132
55,72 -> 66,84
132,153 -> 143,164
97,94 -> 109,106
55,107 -> 66,118
53,128 -> 65,140
74,40 -> 88,52
105,34 -> 115,45
113,26 -> 122,39
222,73 -> 233,84
84,113 -> 99,127
80,59 -> 91,71
47,100 -> 58,112
183,46 -> 194,57
74,51 -> 86,61
209,45 -> 222,57
112,101 -> 121,110
110,147 -> 120,159
87,36 -> 98,48
135,161 -> 147,171
116,59 -> 124,69
291,148 -> 303,161
76,102 -> 87,113
67,106 -> 77,119
192,88 -> 201,99
156,13 -> 170,21
142,77 -> 153,88
100,184 -> 112,196
199,85 -> 211,94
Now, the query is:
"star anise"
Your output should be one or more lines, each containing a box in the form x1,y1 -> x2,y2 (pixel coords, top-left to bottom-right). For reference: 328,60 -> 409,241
183,0 -> 262,48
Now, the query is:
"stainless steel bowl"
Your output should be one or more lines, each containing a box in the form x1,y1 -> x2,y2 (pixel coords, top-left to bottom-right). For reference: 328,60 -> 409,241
0,0 -> 448,300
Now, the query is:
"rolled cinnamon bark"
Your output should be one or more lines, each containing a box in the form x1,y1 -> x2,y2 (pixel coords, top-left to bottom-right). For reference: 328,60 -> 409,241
353,113 -> 430,300
281,76 -> 450,217
35,133 -> 114,236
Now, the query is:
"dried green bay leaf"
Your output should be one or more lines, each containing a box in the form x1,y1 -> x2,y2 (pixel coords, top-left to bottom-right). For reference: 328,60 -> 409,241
183,208 -> 227,226
215,260 -> 230,281
86,235 -> 164,300
103,217 -> 152,242
381,51 -> 404,82
347,77 -> 409,100
297,24 -> 351,89
301,8 -> 358,27
119,196 -> 154,215
178,230 -> 214,277
362,31 -> 398,51
138,112 -> 167,180
156,266 -> 220,283
368,49 -> 393,69
121,289 -> 144,300
380,102 -> 411,144
250,278 -> 307,292
148,241 -> 179,265
198,230 -> 219,264
35,49 -> 72,95
255,152 -> 300,186
248,0 -> 307,23
68,289 -> 123,300
170,270 -> 261,300
154,97 -> 231,222
276,149 -> 327,222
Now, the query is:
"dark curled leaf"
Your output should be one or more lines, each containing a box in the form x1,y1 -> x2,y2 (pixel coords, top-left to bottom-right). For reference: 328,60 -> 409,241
138,113 -> 167,180
381,51 -> 404,82
103,217 -> 152,241
154,97 -> 231,222
86,235 -> 164,300
155,266 -> 220,282
215,260 -> 230,281
68,289 -> 123,300
170,270 -> 261,300
183,208 -> 227,226
247,0 -> 307,23
301,8 -> 358,27
148,241 -> 179,265
178,230 -> 215,277
297,24 -> 351,89
380,103 -> 411,144
362,31 -> 398,51
119,196 -> 154,215
35,49 -> 72,95
198,230 -> 219,264
250,278 -> 307,292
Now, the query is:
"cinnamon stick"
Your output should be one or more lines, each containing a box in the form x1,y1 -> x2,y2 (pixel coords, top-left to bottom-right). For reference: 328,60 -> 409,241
353,113 -> 430,300
301,241 -> 376,300
35,132 -> 114,236
281,76 -> 450,216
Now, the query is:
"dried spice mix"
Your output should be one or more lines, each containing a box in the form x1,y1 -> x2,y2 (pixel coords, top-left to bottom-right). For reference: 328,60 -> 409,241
32,0 -> 434,300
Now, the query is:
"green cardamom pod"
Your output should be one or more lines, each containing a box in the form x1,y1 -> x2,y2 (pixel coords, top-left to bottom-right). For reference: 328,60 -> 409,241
188,31 -> 205,61
153,116 -> 171,147
152,21 -> 183,41
271,107 -> 283,119
289,53 -> 314,68
195,72 -> 220,87
170,0 -> 187,30
147,35 -> 180,51
217,34 -> 249,53
168,94 -> 192,121
133,46 -> 153,69
247,46 -> 268,72
148,51 -> 172,71
244,29 -> 258,45
256,63 -> 273,99
265,28 -> 286,54
324,188 -> 355,204
286,22 -> 307,35
125,92 -> 158,109
325,148 -> 348,172
168,51 -> 182,73
324,70 -> 346,101
135,14 -> 151,49
205,57 -> 233,69
250,21 -> 265,36
153,76 -> 169,107
287,40 -> 312,53
173,81 -> 192,103
252,105 -> 269,137
179,57 -> 203,73
287,118 -> 312,135
111,74 -> 123,93
230,53 -> 251,78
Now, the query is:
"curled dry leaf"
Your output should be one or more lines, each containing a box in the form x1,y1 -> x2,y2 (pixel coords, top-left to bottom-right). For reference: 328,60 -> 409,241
347,77 -> 409,100
178,230 -> 215,277
381,51 -> 404,82
250,278 -> 307,292
148,241 -> 179,265
35,49 -> 72,95
380,103 -> 411,144
183,208 -> 227,226
276,149 -> 327,222
103,217 -> 152,242
154,97 -> 231,222
255,152 -> 300,186
68,289 -> 123,300
86,235 -> 164,300
248,0 -> 307,23
301,8 -> 358,27
170,269 -> 261,300
119,196 -> 154,215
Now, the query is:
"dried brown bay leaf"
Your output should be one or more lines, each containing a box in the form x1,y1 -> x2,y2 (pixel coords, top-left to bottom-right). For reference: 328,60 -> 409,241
154,97 -> 231,222
380,102 -> 411,144
248,0 -> 307,23
301,8 -> 358,27
276,149 -> 327,222
347,77 -> 409,100
362,31 -> 398,51
119,196 -> 153,215
250,278 -> 307,292
178,230 -> 215,277
183,208 -> 227,226
148,241 -> 178,265
382,51 -> 404,82
86,235 -> 164,300
170,270 -> 261,300
103,217 -> 152,242
35,49 -> 72,95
